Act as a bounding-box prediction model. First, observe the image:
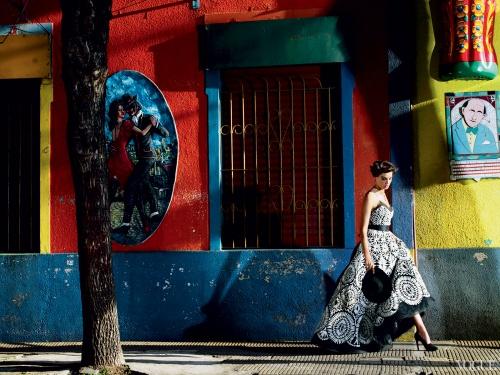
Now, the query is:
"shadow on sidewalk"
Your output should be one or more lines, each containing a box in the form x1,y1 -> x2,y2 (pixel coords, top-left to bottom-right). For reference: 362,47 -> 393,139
0,343 -> 82,353
0,360 -> 78,373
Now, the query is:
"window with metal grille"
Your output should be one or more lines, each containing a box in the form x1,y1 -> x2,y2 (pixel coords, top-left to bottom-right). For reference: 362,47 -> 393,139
220,65 -> 343,249
0,79 -> 40,253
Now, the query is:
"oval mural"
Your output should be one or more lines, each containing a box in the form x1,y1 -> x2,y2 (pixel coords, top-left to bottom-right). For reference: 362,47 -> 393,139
105,70 -> 178,245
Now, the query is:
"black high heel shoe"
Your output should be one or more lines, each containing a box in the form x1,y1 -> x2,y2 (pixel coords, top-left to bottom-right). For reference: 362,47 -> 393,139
414,332 -> 438,351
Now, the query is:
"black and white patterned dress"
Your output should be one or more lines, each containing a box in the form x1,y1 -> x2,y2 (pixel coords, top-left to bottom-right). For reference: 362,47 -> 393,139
313,204 -> 431,352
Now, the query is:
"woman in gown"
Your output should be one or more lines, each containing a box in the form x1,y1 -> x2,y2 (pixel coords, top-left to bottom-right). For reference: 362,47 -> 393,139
107,99 -> 153,232
312,160 -> 437,352
108,99 -> 135,200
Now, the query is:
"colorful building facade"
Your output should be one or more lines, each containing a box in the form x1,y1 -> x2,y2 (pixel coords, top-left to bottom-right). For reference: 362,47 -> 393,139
0,0 -> 498,341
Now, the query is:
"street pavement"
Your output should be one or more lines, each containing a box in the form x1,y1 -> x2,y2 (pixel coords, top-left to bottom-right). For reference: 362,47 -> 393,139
0,340 -> 499,374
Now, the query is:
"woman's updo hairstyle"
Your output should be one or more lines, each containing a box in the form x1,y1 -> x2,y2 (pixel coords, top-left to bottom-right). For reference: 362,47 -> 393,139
370,160 -> 398,177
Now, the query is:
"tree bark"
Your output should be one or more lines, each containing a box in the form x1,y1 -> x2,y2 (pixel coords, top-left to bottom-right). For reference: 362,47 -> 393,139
60,0 -> 125,367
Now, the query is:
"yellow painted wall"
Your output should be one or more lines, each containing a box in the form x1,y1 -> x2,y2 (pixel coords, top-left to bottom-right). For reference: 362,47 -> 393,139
40,79 -> 52,254
414,1 -> 500,249
0,34 -> 51,79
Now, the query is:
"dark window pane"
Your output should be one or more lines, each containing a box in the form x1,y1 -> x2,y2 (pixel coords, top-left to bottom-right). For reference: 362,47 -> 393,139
0,79 -> 40,253
220,65 -> 343,249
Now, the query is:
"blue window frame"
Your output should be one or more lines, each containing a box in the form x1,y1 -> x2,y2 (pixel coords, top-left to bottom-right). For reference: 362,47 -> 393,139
201,16 -> 356,251
206,64 -> 355,251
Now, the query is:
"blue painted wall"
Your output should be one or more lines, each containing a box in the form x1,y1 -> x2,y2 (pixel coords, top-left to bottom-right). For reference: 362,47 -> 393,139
0,251 -> 351,342
1,249 -> 499,342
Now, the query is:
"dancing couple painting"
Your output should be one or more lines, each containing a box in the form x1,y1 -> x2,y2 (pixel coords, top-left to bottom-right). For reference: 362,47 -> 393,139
105,70 -> 178,245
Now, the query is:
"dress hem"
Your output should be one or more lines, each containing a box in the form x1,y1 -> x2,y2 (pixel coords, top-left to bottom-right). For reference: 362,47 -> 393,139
312,296 -> 432,353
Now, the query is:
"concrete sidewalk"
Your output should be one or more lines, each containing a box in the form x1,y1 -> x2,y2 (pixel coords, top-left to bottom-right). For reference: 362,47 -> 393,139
0,340 -> 499,374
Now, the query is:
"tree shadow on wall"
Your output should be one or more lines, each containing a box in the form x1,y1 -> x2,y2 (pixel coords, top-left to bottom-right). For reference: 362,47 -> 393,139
149,31 -> 203,92
428,0 -> 446,82
413,0 -> 462,187
183,250 -> 338,341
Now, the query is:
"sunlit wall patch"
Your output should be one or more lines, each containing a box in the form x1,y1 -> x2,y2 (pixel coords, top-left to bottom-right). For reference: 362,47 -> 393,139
105,70 -> 178,246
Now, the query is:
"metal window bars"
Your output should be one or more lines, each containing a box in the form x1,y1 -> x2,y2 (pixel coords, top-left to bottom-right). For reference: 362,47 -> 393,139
220,70 -> 343,249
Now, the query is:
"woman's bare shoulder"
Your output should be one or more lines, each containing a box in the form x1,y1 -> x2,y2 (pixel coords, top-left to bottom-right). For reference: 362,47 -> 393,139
363,190 -> 380,207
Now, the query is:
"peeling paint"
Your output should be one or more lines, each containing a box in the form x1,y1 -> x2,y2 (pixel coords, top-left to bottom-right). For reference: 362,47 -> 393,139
258,257 -> 317,277
473,252 -> 488,263
274,313 -> 306,326
327,260 -> 339,274
11,294 -> 27,307
1,315 -> 19,323
162,280 -> 171,290
0,250 -> 351,341
238,272 -> 250,281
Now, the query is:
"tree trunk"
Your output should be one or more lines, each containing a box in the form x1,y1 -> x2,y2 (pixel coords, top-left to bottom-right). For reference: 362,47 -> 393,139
60,0 -> 125,367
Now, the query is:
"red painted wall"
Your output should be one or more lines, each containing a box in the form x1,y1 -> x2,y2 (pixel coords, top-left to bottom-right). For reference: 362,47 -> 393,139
350,6 -> 391,238
0,0 -> 388,252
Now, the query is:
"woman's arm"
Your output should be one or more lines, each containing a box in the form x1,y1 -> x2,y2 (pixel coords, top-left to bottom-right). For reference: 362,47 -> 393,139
361,192 -> 376,272
132,124 -> 152,136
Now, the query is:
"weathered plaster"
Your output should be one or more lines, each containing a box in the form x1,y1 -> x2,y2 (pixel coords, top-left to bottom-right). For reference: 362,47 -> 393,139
1,250 -> 499,342
0,252 -> 352,342
419,248 -> 500,339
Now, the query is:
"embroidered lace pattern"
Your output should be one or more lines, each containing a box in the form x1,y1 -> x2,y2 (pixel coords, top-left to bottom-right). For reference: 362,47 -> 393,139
314,205 -> 431,348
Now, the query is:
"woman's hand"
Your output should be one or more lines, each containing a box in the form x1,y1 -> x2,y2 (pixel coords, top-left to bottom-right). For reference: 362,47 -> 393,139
364,252 -> 375,273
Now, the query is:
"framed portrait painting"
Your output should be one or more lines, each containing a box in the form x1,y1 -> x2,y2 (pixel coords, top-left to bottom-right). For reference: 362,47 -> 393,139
445,91 -> 500,180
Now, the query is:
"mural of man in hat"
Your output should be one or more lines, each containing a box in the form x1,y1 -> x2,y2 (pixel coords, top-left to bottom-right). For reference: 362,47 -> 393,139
114,94 -> 169,235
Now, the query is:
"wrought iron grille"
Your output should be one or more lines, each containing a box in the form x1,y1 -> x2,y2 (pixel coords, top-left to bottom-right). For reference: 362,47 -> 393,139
0,79 -> 40,253
220,67 -> 343,249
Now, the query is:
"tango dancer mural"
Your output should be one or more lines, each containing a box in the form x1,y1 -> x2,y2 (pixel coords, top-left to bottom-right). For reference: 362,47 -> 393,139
105,70 -> 178,245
